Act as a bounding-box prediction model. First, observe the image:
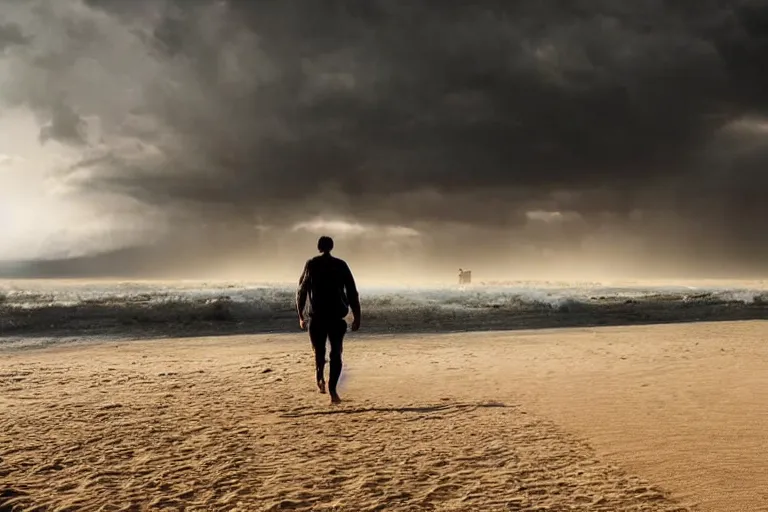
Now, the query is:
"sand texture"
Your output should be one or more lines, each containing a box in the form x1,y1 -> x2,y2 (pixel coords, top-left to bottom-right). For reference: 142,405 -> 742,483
2,320 -> 767,511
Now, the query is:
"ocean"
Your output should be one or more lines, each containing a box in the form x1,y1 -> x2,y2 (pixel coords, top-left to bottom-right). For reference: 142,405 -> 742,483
2,279 -> 767,348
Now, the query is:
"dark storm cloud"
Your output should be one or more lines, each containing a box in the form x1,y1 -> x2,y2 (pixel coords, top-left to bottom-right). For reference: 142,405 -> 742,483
0,22 -> 27,50
38,100 -> 89,145
3,0 -> 768,272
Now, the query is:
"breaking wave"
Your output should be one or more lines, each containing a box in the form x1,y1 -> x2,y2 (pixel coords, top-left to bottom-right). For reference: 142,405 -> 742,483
1,280 -> 767,344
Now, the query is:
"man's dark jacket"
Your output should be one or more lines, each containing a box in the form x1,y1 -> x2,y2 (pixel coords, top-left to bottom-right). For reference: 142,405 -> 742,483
296,253 -> 360,320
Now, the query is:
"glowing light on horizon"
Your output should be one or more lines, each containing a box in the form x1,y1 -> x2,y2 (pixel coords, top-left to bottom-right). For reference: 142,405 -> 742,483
526,210 -> 564,222
291,219 -> 367,235
291,218 -> 420,237
723,117 -> 768,135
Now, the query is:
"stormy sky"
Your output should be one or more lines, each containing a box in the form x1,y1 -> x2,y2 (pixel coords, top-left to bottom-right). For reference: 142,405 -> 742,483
1,0 -> 768,281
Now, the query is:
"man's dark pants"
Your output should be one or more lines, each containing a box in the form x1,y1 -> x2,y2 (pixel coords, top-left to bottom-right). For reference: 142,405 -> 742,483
308,316 -> 347,394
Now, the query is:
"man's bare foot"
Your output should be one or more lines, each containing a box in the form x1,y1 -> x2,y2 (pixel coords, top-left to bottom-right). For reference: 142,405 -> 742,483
330,392 -> 341,404
317,380 -> 326,394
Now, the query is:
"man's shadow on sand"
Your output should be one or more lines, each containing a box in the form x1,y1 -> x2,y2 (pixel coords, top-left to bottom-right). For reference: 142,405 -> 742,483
278,401 -> 508,418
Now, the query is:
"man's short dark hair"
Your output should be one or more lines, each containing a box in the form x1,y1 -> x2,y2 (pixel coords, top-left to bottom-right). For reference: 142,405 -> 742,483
318,236 -> 334,253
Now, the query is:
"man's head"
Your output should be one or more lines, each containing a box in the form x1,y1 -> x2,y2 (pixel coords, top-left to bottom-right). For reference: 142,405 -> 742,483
317,236 -> 334,254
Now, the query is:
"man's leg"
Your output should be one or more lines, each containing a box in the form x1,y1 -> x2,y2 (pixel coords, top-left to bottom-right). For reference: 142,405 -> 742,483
308,319 -> 328,393
327,318 -> 347,403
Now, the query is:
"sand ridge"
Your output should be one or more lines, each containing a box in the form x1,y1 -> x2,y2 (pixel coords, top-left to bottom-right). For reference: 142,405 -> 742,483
0,333 -> 692,511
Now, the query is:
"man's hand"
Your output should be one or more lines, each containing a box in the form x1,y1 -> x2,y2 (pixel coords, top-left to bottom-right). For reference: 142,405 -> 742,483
299,318 -> 307,331
351,316 -> 361,332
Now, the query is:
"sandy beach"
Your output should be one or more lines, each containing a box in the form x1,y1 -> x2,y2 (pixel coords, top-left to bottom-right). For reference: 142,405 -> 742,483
2,320 -> 767,511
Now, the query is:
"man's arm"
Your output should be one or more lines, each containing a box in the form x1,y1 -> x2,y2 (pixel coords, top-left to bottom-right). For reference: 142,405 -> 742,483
296,260 -> 310,327
343,262 -> 361,330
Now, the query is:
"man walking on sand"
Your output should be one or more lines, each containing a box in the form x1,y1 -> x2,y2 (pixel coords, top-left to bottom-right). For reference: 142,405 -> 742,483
296,236 -> 361,404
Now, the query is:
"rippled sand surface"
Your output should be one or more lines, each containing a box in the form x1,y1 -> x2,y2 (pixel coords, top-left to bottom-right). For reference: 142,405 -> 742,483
2,320 -> 767,510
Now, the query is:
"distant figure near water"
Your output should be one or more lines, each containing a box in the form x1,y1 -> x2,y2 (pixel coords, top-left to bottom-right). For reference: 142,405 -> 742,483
458,268 -> 472,285
296,236 -> 361,404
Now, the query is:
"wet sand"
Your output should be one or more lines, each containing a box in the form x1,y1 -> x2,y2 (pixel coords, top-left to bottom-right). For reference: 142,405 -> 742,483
2,320 -> 767,511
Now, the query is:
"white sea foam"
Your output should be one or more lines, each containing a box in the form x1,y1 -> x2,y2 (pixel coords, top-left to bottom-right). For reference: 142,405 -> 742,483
0,279 -> 766,310
1,279 -> 766,343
